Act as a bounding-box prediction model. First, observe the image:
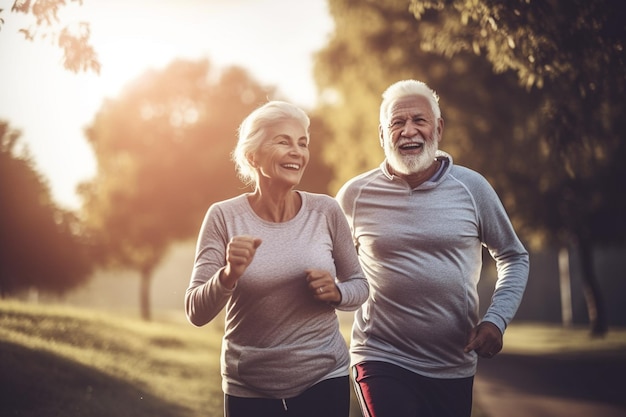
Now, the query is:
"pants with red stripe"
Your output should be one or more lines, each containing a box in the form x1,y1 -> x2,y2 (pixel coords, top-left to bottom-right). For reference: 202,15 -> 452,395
352,361 -> 473,417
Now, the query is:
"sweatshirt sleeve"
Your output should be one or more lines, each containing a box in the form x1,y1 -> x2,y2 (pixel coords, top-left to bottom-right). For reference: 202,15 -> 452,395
473,175 -> 529,333
184,205 -> 233,327
328,199 -> 369,311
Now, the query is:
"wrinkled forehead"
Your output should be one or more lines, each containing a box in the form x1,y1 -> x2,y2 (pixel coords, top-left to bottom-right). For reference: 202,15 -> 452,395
387,95 -> 433,120
264,118 -> 309,143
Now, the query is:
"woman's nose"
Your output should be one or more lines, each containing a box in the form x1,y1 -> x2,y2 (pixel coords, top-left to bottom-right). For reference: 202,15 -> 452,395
289,144 -> 304,155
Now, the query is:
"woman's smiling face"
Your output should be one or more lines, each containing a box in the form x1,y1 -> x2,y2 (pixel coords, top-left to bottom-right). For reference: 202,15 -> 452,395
252,119 -> 310,188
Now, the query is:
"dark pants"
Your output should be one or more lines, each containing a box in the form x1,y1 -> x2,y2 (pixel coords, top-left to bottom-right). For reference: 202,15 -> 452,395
352,361 -> 473,417
225,376 -> 350,417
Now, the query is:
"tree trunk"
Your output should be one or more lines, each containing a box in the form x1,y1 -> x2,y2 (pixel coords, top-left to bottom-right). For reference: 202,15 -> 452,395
139,267 -> 153,321
558,247 -> 573,327
577,240 -> 608,337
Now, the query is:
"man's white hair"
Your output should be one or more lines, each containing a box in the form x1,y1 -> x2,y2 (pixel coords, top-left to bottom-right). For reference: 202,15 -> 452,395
379,80 -> 441,127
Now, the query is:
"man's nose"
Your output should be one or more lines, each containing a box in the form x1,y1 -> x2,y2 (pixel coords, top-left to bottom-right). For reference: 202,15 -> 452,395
402,120 -> 419,136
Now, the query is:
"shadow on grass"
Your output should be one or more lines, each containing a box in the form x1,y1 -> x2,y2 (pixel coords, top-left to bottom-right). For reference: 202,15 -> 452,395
476,351 -> 626,409
0,340 -> 189,417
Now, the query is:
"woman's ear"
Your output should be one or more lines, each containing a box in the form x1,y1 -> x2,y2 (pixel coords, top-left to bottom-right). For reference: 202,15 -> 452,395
247,153 -> 257,168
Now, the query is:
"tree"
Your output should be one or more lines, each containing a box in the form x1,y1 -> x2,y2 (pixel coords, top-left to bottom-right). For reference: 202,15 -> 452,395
0,121 -> 92,297
409,0 -> 626,335
80,59 -> 281,321
298,112 -> 335,194
0,0 -> 99,73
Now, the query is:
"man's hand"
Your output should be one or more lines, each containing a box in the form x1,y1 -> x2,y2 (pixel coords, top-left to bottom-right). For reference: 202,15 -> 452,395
464,321 -> 503,359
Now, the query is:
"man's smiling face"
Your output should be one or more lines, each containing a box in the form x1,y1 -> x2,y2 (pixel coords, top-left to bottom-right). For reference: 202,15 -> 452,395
380,95 -> 441,176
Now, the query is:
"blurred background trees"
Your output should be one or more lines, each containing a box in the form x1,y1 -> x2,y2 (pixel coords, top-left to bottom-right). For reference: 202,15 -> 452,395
0,121 -> 92,297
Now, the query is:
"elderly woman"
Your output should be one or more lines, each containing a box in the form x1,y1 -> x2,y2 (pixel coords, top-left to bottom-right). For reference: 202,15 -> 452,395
185,101 -> 368,417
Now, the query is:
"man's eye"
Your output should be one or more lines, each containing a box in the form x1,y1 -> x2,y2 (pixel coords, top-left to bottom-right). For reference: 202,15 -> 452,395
390,120 -> 404,127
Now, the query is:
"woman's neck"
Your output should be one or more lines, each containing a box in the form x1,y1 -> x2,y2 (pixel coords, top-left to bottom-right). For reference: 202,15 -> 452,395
248,187 -> 301,222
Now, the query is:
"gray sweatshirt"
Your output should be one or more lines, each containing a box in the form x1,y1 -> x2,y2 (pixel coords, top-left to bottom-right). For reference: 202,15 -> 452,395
336,151 -> 529,379
185,192 -> 369,398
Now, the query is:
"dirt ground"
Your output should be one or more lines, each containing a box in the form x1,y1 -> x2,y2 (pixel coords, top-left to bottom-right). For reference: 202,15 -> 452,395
474,350 -> 626,417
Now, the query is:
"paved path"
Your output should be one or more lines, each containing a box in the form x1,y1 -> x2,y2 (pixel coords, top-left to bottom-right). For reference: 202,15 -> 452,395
474,352 -> 626,417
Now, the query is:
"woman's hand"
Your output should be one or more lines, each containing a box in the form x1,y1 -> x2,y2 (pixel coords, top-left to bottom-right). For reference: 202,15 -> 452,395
220,235 -> 262,289
306,269 -> 341,304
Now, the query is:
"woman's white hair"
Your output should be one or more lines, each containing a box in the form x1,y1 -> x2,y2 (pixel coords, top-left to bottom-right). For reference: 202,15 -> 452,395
379,80 -> 441,127
232,100 -> 310,186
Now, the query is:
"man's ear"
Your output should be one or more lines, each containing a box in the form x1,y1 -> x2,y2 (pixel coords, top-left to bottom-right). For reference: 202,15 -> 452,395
378,125 -> 384,148
436,117 -> 445,143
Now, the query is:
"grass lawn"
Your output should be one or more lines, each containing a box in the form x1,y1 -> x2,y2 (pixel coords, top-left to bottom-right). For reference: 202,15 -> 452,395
0,301 -> 223,417
4,301 -> 623,417
501,321 -> 626,357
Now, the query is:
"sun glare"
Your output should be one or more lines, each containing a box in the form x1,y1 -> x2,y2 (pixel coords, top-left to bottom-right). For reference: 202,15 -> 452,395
0,0 -> 333,209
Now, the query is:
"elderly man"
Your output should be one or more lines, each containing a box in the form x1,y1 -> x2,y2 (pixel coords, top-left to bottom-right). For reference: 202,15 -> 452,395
336,79 -> 529,417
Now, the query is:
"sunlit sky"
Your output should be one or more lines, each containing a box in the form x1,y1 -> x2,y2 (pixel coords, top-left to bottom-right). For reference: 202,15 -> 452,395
0,0 -> 334,209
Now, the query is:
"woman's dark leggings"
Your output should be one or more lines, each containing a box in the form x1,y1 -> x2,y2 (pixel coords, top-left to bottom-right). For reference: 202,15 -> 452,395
225,376 -> 350,417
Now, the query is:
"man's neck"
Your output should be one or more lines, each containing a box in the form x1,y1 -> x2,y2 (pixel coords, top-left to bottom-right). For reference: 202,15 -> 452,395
389,159 -> 441,188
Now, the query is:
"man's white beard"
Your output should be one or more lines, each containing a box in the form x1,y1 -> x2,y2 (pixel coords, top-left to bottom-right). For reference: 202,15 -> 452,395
385,134 -> 438,176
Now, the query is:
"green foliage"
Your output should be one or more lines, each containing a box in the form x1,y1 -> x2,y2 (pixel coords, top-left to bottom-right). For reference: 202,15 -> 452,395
410,0 -> 626,92
1,0 -> 100,73
0,121 -> 92,297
